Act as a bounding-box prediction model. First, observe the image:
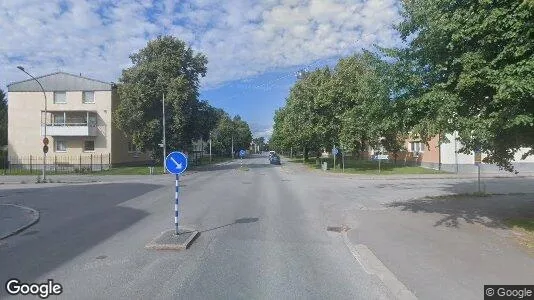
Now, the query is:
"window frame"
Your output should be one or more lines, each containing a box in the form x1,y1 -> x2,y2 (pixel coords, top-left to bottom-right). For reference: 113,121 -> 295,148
53,91 -> 67,104
82,91 -> 95,104
55,140 -> 67,152
83,140 -> 95,152
410,141 -> 425,153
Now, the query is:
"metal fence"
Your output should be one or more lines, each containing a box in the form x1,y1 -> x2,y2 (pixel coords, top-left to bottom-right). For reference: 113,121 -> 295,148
0,153 -> 112,174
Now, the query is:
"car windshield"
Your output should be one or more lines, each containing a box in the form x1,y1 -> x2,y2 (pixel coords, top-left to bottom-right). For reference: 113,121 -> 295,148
1,1 -> 533,299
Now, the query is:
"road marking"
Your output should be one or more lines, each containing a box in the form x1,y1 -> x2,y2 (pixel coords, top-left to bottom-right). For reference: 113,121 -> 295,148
342,230 -> 418,300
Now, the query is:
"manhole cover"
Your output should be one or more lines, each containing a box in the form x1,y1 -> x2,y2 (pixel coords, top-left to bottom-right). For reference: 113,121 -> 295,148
326,225 -> 350,232
281,179 -> 291,182
96,255 -> 107,260
242,182 -> 252,184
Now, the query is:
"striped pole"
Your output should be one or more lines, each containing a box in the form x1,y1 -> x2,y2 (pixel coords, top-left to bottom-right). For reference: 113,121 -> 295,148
175,174 -> 179,235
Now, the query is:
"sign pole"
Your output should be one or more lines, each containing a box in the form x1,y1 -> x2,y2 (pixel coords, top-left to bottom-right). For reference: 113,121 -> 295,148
379,155 -> 381,173
165,151 -> 187,236
333,145 -> 336,170
342,151 -> 345,173
477,163 -> 481,194
162,94 -> 166,174
175,174 -> 179,235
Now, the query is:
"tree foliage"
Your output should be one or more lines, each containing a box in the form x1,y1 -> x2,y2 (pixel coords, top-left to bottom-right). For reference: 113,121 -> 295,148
210,114 -> 253,156
271,52 -> 403,160
114,35 -> 208,156
392,0 -> 534,171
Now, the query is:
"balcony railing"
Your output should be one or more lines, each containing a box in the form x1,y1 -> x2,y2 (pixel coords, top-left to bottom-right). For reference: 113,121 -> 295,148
41,123 -> 97,136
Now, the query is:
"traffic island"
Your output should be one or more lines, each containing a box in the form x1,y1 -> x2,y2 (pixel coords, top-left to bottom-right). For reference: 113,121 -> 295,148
146,228 -> 199,251
0,204 -> 40,240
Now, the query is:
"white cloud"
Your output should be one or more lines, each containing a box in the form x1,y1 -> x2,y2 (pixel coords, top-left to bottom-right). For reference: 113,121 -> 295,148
0,0 -> 402,91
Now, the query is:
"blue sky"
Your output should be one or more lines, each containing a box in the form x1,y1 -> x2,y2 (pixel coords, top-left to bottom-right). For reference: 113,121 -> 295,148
0,0 -> 403,140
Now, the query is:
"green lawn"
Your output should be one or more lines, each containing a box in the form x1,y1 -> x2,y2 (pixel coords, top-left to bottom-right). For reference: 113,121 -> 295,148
504,218 -> 534,250
99,156 -> 233,175
505,219 -> 534,232
288,156 -> 448,175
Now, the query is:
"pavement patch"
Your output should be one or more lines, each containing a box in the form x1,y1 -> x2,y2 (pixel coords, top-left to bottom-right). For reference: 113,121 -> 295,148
146,228 -> 199,251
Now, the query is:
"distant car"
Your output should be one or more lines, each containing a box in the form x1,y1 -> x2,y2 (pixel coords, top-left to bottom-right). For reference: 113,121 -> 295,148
270,155 -> 281,165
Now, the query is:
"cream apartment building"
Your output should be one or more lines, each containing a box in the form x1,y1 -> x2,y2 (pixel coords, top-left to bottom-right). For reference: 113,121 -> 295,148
7,72 -> 151,169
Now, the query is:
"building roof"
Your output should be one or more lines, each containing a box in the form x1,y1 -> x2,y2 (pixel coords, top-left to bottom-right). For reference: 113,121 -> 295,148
7,72 -> 115,92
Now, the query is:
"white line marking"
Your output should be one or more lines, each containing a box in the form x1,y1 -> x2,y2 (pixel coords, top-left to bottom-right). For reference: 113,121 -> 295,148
342,230 -> 418,300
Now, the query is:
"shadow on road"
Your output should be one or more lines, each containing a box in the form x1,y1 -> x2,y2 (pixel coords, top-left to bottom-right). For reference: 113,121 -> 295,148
0,183 -> 162,288
387,192 -> 534,229
200,217 -> 260,233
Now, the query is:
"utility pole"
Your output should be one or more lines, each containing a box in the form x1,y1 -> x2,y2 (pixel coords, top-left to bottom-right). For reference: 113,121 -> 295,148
162,93 -> 166,173
209,132 -> 212,163
231,136 -> 234,159
18,66 -> 47,181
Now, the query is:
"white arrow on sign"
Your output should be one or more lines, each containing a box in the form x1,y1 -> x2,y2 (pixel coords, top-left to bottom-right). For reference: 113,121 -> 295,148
170,157 -> 183,169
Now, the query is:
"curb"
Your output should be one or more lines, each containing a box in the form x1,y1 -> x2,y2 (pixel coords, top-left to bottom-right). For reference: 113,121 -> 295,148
145,228 -> 200,251
0,204 -> 40,240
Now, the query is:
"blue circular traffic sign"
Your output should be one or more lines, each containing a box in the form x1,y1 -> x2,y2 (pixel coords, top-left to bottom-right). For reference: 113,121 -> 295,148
239,150 -> 246,157
165,151 -> 188,175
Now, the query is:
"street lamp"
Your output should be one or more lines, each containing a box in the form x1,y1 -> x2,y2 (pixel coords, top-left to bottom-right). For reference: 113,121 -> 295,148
17,66 -> 47,181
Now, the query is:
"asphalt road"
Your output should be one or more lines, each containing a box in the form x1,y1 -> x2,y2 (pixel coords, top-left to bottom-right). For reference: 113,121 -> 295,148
0,155 -> 395,300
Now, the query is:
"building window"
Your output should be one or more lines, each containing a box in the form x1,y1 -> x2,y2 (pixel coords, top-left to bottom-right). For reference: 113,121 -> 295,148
82,91 -> 95,103
128,142 -> 138,153
55,140 -> 66,152
54,91 -> 66,104
410,142 -> 425,153
53,113 -> 65,125
84,140 -> 95,152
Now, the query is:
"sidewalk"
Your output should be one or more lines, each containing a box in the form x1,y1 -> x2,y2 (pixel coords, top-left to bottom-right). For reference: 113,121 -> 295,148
347,193 -> 534,300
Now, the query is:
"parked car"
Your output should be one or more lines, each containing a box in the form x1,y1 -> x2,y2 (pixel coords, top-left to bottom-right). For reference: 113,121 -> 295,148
270,155 -> 281,165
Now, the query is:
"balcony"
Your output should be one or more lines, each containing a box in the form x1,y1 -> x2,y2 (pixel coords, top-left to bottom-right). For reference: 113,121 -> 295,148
41,111 -> 99,137
41,123 -> 97,137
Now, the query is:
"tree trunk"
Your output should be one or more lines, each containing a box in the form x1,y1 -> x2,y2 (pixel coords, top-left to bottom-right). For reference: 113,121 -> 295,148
304,146 -> 309,161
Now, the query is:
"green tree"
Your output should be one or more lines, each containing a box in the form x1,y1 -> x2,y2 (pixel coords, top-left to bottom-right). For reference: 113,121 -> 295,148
210,114 -> 252,157
334,52 -> 398,158
232,115 -> 253,152
0,89 -> 7,147
114,35 -> 208,159
392,0 -> 534,171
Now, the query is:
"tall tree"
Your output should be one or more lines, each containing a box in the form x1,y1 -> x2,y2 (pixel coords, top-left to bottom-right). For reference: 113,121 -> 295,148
210,114 -> 253,157
0,89 -> 7,147
392,0 -> 534,171
114,35 -> 208,158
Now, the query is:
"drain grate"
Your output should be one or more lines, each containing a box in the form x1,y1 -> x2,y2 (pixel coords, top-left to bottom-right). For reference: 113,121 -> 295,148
326,225 -> 350,232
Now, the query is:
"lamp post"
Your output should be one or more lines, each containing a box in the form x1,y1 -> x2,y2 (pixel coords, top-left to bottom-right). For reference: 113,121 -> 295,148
162,93 -> 166,173
17,66 -> 47,181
